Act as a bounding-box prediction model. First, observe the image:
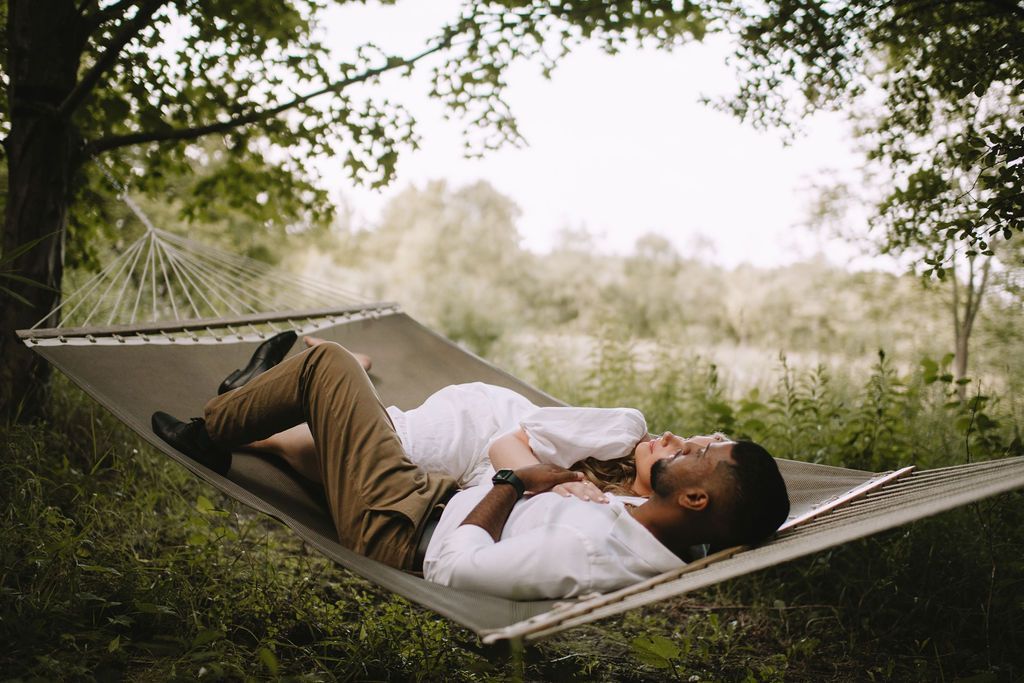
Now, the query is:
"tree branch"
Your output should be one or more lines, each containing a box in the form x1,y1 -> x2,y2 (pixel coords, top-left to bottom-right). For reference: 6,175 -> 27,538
83,0 -> 142,33
964,253 -> 977,324
76,0 -> 98,15
57,0 -> 168,119
893,0 -> 1024,21
952,256 -> 962,338
83,40 -> 450,157
983,0 -> 1024,19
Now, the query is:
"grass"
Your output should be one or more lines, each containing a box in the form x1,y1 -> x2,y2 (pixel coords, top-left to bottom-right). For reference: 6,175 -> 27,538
2,341 -> 1022,681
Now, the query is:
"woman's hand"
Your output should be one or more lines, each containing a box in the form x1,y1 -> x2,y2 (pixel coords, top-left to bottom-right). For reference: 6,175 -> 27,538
551,479 -> 609,504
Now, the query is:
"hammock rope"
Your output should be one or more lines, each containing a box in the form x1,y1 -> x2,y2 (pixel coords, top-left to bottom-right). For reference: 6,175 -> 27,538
26,164 -> 369,334
33,226 -> 368,334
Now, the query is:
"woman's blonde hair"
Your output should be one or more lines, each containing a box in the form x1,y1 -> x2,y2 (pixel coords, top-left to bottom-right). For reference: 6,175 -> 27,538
571,455 -> 638,496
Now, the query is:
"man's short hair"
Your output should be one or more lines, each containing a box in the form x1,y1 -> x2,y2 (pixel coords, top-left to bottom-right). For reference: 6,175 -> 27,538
717,440 -> 789,547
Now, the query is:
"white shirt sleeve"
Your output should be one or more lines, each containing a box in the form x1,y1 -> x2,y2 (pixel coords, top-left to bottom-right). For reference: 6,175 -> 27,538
424,523 -> 594,600
520,406 -> 647,468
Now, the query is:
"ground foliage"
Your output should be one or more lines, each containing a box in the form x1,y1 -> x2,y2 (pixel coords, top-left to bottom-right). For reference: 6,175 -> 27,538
2,337 -> 1021,681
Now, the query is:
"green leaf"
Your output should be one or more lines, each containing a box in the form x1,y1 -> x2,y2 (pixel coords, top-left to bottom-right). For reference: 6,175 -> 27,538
631,635 -> 680,669
191,629 -> 224,648
0,272 -> 57,291
107,614 -> 134,628
0,231 -> 58,265
0,285 -> 35,307
967,395 -> 989,409
974,414 -> 996,430
258,647 -> 279,675
78,563 -> 122,577
195,495 -> 215,514
134,601 -> 176,615
954,415 -> 974,434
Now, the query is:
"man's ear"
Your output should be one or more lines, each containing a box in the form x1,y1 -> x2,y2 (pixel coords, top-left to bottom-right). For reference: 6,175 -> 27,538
677,488 -> 709,512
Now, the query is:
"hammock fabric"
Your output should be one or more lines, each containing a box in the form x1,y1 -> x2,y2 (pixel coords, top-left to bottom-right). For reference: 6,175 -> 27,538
21,306 -> 1024,642
18,219 -> 1024,643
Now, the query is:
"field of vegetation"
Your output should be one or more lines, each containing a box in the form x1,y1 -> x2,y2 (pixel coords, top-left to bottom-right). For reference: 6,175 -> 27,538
3,210 -> 1023,679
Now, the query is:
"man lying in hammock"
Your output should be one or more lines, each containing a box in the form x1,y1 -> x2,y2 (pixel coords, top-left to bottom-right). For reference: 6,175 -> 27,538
152,340 -> 790,601
248,335 -> 734,503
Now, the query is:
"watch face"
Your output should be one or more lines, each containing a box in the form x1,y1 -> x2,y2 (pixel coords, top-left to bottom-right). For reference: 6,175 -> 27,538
492,469 -> 524,495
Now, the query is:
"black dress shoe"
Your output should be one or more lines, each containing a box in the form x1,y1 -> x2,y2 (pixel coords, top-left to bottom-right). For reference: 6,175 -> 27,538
218,330 -> 297,395
151,411 -> 232,475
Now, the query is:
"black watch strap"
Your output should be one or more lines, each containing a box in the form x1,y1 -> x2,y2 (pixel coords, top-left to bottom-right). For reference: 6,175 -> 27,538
491,468 -> 526,498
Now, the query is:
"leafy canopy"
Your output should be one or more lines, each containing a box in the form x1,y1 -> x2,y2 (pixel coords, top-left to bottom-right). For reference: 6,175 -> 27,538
715,0 -> 1023,272
1,1 -> 711,266
8,1 -> 1018,276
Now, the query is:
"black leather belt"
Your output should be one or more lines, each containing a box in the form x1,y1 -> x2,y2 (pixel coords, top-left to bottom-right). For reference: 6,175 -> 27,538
412,504 -> 446,573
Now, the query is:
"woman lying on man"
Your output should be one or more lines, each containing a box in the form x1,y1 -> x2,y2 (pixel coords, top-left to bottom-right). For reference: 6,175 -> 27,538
234,332 -> 735,505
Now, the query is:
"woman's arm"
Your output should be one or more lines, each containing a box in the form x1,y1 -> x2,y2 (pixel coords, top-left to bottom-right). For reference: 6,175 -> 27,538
487,428 -> 542,470
488,428 -> 607,502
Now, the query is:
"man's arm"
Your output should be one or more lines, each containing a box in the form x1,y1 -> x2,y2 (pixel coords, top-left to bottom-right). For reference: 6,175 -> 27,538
427,467 -> 595,600
488,429 -> 610,503
426,524 -> 594,600
459,463 -> 582,541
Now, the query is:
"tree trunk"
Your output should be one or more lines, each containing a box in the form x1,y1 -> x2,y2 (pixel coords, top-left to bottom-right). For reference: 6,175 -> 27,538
951,254 -> 992,402
953,330 -> 970,401
0,0 -> 84,421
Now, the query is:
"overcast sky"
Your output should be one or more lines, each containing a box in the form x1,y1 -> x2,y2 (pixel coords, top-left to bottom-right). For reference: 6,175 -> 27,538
317,2 -> 886,270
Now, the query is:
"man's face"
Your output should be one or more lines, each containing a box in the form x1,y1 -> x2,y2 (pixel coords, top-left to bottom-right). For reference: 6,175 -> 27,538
633,432 -> 732,496
648,437 -> 736,499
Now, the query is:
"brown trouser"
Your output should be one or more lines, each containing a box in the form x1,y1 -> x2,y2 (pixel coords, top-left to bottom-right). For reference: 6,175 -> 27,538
203,343 -> 458,569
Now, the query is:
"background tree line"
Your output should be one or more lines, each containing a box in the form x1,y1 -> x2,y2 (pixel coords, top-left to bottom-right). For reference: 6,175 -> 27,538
302,179 -> 1019,401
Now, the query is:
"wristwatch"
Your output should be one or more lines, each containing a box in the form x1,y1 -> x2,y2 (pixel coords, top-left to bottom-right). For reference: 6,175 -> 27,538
491,468 -> 526,498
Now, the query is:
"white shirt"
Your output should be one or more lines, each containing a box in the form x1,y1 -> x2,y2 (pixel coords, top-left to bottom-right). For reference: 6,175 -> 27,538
387,382 -> 647,487
423,484 -> 685,600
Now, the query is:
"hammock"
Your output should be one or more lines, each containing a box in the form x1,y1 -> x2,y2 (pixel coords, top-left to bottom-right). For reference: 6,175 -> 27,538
19,222 -> 1024,644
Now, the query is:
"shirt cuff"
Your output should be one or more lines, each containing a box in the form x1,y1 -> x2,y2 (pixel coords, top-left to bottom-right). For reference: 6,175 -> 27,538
422,523 -> 496,585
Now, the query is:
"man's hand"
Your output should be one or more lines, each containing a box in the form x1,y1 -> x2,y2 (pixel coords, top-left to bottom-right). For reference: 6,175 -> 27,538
514,463 -> 584,495
460,465 -> 584,542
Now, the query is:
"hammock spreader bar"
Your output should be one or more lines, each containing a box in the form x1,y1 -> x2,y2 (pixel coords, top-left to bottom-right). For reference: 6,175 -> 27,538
21,306 -> 1024,642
